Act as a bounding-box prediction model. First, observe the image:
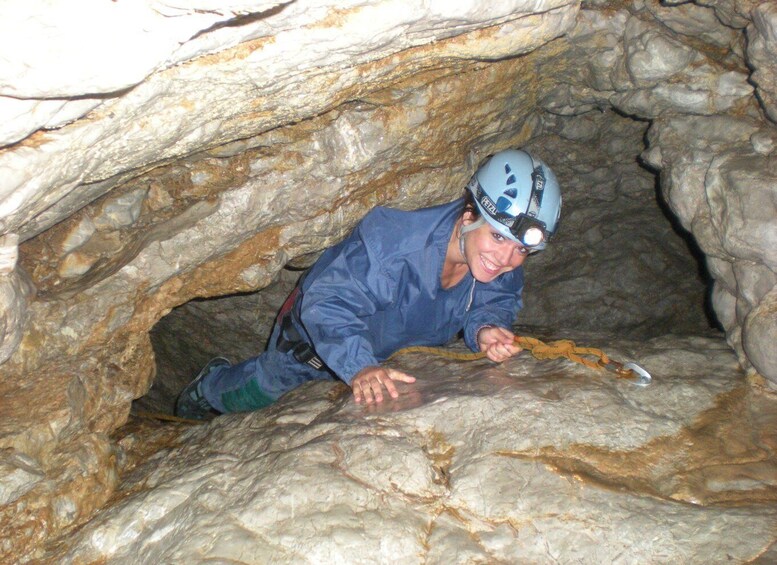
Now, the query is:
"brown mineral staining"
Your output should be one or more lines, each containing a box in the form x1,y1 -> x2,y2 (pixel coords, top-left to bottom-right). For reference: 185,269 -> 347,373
20,152 -> 253,298
326,382 -> 352,401
424,431 -> 456,488
316,6 -> 360,29
2,0 -> 776,560
499,385 -> 777,507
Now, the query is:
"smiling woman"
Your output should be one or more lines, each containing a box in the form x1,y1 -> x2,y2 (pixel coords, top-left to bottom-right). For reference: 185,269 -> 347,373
175,148 -> 563,418
457,217 -> 529,283
450,149 -> 561,287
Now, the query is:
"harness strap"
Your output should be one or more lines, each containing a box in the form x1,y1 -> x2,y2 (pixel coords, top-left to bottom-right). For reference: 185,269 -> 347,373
276,286 -> 301,323
276,288 -> 327,371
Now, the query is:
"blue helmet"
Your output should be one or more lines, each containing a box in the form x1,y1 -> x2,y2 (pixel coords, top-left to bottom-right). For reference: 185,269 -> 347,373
466,149 -> 562,251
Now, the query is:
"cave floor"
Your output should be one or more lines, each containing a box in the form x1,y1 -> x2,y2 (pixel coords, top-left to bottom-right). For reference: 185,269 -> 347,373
46,332 -> 777,563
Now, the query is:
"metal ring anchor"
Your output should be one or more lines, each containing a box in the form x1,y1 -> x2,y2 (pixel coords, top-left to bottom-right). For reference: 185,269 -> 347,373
622,362 -> 652,386
600,359 -> 653,386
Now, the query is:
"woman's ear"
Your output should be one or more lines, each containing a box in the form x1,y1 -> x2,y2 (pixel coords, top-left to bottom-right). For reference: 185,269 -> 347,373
461,207 -> 477,226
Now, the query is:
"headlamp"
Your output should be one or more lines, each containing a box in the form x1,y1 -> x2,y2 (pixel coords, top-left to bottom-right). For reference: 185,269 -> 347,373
509,214 -> 548,250
468,175 -> 551,253
523,227 -> 544,246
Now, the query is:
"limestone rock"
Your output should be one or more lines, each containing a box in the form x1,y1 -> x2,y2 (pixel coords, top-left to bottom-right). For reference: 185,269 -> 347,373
734,260 -> 777,311
644,114 -> 777,383
694,0 -> 762,29
1,5 -> 585,559
562,8 -> 753,118
0,234 -> 33,364
0,97 -> 102,148
55,335 -> 777,563
642,114 -> 760,237
0,0 -> 288,146
1,0 -> 777,560
743,285 -> 777,381
519,111 -> 712,337
748,3 -> 777,123
0,451 -> 44,507
644,0 -> 742,52
706,153 -> 777,269
0,0 -> 287,98
610,66 -> 752,118
623,17 -> 697,86
0,0 -> 578,238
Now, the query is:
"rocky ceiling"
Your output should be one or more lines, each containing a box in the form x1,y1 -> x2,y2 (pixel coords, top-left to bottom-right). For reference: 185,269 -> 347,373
1,0 -> 776,561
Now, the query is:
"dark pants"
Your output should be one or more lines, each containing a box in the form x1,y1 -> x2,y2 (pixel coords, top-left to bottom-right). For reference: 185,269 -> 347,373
200,322 -> 336,413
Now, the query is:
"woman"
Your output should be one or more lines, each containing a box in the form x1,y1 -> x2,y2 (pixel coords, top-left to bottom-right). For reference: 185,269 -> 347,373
176,148 -> 562,419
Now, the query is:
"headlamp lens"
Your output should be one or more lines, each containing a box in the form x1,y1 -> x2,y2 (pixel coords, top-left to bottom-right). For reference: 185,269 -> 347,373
522,226 -> 544,247
510,215 -> 547,250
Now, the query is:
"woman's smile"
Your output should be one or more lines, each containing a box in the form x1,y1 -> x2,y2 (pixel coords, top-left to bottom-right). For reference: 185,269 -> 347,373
456,215 -> 528,283
479,254 -> 503,277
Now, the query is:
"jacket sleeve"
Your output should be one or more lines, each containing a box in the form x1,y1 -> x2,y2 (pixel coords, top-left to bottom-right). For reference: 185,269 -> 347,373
462,270 -> 524,352
299,220 -> 397,385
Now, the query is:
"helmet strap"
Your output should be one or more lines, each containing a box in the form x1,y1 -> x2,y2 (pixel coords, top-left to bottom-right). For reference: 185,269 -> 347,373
525,154 -> 545,221
458,217 -> 485,257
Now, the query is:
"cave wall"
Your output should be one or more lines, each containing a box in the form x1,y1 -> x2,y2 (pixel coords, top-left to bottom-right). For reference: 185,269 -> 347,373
0,0 -> 776,560
145,107 -> 715,417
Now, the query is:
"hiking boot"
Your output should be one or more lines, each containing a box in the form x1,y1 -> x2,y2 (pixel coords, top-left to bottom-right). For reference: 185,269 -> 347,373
175,357 -> 231,420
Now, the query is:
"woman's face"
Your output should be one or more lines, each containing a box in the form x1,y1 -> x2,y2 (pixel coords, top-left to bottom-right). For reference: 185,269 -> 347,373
462,217 -> 528,283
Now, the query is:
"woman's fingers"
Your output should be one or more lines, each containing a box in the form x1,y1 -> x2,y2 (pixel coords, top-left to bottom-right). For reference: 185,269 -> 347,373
386,368 -> 416,383
485,342 -> 522,363
381,369 -> 416,399
352,367 -> 416,404
353,380 -> 366,404
369,375 -> 385,403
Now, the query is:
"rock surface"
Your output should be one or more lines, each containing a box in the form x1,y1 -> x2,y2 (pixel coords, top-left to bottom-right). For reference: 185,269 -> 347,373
0,0 -> 776,561
56,334 -> 777,563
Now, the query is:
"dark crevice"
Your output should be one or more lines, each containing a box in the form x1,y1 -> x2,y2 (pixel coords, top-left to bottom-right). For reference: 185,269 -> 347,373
189,3 -> 293,40
647,165 -> 722,331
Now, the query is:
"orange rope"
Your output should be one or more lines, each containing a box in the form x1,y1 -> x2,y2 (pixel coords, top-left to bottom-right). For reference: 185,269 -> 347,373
389,335 -> 637,380
138,336 -> 637,425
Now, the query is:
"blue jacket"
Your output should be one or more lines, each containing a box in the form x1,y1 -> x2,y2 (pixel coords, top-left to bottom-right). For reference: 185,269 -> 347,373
297,199 -> 524,384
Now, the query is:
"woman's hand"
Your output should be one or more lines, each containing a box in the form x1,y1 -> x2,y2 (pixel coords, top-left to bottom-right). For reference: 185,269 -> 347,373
477,326 -> 522,363
351,365 -> 416,404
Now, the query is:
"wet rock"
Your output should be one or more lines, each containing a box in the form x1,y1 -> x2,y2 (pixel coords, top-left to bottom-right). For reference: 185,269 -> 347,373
0,451 -> 44,506
644,114 -> 777,384
748,3 -> 777,123
1,6 -> 584,558
55,334 -> 777,563
0,0 -> 776,559
743,286 -> 777,382
0,234 -> 33,364
706,153 -> 777,268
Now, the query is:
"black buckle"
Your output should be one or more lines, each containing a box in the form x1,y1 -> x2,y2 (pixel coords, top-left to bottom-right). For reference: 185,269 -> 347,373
292,342 -> 325,370
277,313 -> 326,371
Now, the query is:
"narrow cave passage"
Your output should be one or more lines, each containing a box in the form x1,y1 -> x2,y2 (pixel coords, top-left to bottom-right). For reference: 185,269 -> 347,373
139,110 -> 720,416
138,268 -> 303,415
8,1 -> 777,561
